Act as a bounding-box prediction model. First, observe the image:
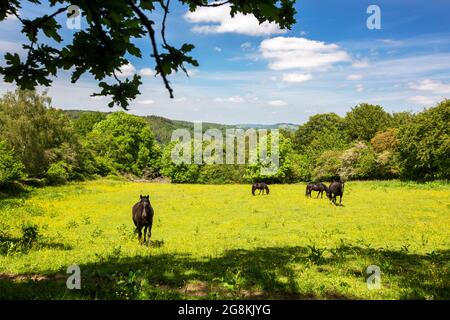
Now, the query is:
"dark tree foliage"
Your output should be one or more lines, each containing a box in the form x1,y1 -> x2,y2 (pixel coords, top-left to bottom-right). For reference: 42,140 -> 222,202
396,100 -> 450,180
0,0 -> 296,109
344,103 -> 393,142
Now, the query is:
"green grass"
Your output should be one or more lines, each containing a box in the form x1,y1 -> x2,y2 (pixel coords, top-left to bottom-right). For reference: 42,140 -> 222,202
0,179 -> 449,299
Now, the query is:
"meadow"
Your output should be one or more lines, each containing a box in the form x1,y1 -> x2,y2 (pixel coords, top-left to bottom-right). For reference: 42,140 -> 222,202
0,179 -> 449,300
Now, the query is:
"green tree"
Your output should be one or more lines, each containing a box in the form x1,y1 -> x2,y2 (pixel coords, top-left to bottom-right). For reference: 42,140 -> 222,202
0,140 -> 25,186
0,90 -> 81,177
391,111 -> 414,127
160,140 -> 201,183
344,103 -> 392,141
73,111 -> 107,136
397,99 -> 450,180
88,111 -> 161,176
294,113 -> 346,153
1,1 -> 296,109
245,133 -> 295,183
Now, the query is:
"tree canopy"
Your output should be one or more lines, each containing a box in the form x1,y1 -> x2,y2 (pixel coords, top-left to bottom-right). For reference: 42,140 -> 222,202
0,0 -> 296,109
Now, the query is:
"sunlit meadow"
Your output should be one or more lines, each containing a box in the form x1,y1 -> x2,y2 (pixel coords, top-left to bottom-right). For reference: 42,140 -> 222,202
0,179 -> 449,299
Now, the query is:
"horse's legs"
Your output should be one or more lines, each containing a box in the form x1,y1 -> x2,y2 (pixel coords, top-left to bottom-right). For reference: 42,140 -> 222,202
339,195 -> 342,205
148,222 -> 153,241
137,226 -> 142,242
143,225 -> 148,243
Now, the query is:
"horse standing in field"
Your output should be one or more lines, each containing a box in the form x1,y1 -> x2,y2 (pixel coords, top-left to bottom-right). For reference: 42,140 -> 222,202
132,195 -> 154,244
326,181 -> 345,206
252,182 -> 270,195
305,182 -> 328,198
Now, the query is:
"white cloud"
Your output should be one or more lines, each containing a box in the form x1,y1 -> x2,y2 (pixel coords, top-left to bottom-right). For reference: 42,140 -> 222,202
409,78 -> 450,94
228,96 -> 245,103
268,100 -> 287,106
259,37 -> 351,71
240,42 -> 253,51
282,73 -> 312,83
140,68 -> 155,77
184,3 -> 285,36
408,95 -> 438,106
378,39 -> 404,46
117,63 -> 136,77
347,74 -> 363,81
137,99 -> 154,105
352,60 -> 369,68
214,96 -> 246,103
356,84 -> 364,92
213,46 -> 222,52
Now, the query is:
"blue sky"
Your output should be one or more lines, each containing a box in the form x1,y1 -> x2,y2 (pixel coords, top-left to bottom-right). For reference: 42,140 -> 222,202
1,0 -> 450,124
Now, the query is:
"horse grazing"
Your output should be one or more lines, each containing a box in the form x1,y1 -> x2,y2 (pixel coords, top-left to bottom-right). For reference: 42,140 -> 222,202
326,181 -> 345,206
305,182 -> 328,198
252,182 -> 270,195
132,195 -> 154,244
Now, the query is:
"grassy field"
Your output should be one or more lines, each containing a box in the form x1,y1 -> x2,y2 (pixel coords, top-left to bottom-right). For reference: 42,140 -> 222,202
0,179 -> 449,299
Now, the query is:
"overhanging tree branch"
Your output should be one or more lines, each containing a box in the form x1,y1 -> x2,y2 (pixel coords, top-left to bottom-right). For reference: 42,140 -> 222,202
127,0 -> 174,98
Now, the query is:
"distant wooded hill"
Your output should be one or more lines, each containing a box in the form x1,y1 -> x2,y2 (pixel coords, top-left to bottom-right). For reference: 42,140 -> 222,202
64,110 -> 298,144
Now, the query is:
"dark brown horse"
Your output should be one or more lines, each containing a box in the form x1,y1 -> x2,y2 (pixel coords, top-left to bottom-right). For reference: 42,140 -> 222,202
326,181 -> 345,206
252,182 -> 270,195
305,182 -> 328,198
132,195 -> 154,243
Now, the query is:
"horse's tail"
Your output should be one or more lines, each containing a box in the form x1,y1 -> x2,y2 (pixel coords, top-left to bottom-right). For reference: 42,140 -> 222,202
265,186 -> 270,195
305,185 -> 309,196
252,186 -> 255,196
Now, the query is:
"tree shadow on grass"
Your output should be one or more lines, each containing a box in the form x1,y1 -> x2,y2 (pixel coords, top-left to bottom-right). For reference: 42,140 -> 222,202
0,245 -> 448,300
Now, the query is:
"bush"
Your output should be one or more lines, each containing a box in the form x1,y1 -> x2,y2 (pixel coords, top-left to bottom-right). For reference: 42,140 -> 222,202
198,164 -> 247,184
312,150 -> 343,181
340,142 -> 378,180
21,223 -> 39,247
46,161 -> 69,185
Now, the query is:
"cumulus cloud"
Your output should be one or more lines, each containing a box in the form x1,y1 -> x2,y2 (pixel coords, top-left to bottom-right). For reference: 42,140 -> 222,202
117,63 -> 136,77
213,46 -> 222,52
184,3 -> 285,36
140,68 -> 155,77
259,37 -> 351,71
347,74 -> 363,81
282,73 -> 312,83
268,100 -> 287,106
409,78 -> 450,94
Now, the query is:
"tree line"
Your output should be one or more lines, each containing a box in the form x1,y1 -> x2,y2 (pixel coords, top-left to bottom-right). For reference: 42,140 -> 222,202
0,90 -> 448,188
